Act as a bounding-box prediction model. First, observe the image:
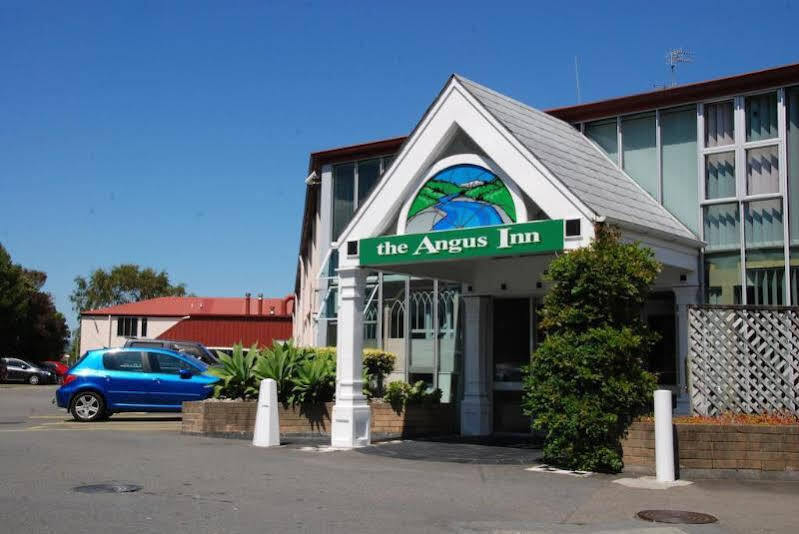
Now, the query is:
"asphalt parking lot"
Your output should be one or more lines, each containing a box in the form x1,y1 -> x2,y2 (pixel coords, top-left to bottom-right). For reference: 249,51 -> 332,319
1,386 -> 798,534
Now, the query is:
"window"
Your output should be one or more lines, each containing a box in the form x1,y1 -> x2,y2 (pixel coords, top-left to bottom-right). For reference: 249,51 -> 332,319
622,112 -> 658,198
141,317 -> 148,338
661,106 -> 699,232
147,352 -> 197,374
700,92 -> 789,305
585,118 -> 618,162
331,155 -> 394,240
705,152 -> 736,199
103,352 -> 144,372
704,101 -> 734,147
116,317 -> 139,337
788,87 -> 799,304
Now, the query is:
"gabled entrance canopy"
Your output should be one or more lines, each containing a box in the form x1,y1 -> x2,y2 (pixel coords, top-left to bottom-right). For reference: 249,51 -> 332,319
329,74 -> 703,449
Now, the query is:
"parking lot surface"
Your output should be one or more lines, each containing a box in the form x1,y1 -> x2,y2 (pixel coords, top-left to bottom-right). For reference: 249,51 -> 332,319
1,386 -> 798,533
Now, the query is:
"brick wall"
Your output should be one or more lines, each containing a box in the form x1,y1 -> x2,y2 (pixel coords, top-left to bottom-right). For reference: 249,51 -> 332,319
623,421 -> 799,479
182,400 -> 458,440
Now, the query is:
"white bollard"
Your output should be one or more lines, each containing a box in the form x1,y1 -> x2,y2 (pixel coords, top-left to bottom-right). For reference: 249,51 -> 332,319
654,389 -> 675,482
253,378 -> 280,447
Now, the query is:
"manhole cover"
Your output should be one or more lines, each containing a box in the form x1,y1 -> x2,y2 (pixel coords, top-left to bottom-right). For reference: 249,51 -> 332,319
73,484 -> 142,494
637,510 -> 718,524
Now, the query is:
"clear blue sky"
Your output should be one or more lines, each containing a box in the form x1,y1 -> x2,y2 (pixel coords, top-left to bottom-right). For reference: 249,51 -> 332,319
2,0 -> 798,330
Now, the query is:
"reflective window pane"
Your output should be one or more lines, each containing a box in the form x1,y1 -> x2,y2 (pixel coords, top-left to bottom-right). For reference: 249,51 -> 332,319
408,279 -> 434,373
745,249 -> 785,306
704,253 -> 742,305
622,113 -> 658,198
437,282 -> 462,403
661,106 -> 699,232
787,87 -> 799,246
332,163 -> 355,240
585,119 -> 618,162
357,158 -> 381,207
705,152 -> 736,199
746,92 -> 779,142
744,199 -> 784,249
705,101 -> 734,147
746,146 -> 779,195
703,203 -> 740,251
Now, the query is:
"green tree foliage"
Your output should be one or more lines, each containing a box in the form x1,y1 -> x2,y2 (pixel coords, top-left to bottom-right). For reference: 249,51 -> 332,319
362,349 -> 396,397
0,244 -> 69,361
69,264 -> 187,314
522,224 -> 660,473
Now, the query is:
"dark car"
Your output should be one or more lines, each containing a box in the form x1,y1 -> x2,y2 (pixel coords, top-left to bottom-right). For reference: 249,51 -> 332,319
0,357 -> 56,385
39,361 -> 69,383
123,339 -> 219,366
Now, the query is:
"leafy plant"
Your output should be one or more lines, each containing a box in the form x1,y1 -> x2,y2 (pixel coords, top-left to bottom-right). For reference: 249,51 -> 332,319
362,349 -> 396,397
291,352 -> 336,406
255,341 -> 304,404
522,224 -> 660,473
206,343 -> 260,400
383,380 -> 442,412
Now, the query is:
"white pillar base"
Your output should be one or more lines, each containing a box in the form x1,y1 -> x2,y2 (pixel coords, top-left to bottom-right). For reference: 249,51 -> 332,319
460,396 -> 491,436
331,403 -> 371,448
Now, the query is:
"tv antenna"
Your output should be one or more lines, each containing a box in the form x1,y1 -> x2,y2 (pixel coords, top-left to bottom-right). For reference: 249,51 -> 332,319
666,48 -> 693,87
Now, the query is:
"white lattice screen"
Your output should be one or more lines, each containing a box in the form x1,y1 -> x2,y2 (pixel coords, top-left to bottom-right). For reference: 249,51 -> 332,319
688,305 -> 799,415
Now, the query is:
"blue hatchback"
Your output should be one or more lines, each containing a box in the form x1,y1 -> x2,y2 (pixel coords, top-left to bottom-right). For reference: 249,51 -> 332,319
55,347 -> 219,422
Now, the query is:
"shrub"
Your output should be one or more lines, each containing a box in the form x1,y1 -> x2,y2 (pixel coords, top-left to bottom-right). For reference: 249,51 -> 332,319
522,224 -> 660,473
383,380 -> 442,412
206,343 -> 261,400
291,352 -> 336,405
254,341 -> 304,405
362,349 -> 396,397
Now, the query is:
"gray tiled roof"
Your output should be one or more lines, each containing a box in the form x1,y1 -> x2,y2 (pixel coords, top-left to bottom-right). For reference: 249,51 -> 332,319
455,75 -> 699,243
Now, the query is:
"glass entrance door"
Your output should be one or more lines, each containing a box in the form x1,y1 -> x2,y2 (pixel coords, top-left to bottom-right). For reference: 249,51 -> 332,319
492,298 -> 533,433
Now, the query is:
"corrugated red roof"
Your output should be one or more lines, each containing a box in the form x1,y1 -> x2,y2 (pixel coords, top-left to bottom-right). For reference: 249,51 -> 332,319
157,316 -> 292,347
82,296 -> 295,318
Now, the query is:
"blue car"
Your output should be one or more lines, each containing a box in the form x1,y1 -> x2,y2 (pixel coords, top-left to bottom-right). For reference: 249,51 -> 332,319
55,347 -> 218,422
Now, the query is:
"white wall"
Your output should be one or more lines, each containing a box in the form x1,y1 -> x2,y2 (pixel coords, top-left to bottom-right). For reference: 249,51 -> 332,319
79,316 -> 180,354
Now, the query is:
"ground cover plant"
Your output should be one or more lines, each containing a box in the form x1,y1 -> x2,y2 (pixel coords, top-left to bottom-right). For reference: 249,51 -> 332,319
522,224 -> 659,473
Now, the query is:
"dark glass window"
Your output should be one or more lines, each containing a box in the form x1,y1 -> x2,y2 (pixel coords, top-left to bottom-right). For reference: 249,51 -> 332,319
147,352 -> 196,374
357,158 -> 381,206
141,318 -> 148,337
116,317 -> 139,337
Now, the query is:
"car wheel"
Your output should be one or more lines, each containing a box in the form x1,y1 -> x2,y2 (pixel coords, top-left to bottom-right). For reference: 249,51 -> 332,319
70,392 -> 105,422
28,375 -> 40,385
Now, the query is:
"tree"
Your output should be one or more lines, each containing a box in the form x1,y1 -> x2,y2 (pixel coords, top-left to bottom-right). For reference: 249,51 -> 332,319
0,243 -> 69,361
522,224 -> 660,473
69,264 -> 187,314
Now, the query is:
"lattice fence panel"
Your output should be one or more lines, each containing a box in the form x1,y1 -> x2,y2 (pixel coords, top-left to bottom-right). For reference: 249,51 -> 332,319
688,305 -> 799,416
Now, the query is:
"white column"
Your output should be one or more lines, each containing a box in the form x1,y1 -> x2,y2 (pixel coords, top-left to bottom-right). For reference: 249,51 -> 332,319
673,285 -> 699,414
331,267 -> 371,448
460,295 -> 492,436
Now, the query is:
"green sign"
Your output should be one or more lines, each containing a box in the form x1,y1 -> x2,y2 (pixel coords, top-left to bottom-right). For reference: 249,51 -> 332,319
359,220 -> 564,266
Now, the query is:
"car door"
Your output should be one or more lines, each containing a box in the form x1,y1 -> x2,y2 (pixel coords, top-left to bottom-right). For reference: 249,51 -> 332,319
6,359 -> 29,381
145,351 -> 209,408
100,351 -> 153,408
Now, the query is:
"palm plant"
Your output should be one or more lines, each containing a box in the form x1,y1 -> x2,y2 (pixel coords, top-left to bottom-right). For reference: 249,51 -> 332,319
291,352 -> 335,406
254,341 -> 304,404
206,343 -> 260,400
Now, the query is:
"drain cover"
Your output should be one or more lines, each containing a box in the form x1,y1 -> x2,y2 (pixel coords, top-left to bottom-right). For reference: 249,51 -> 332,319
73,484 -> 142,494
637,510 -> 718,524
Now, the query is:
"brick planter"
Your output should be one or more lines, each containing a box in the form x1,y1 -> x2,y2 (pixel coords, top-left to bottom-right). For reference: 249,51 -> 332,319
623,421 -> 799,480
182,400 -> 458,440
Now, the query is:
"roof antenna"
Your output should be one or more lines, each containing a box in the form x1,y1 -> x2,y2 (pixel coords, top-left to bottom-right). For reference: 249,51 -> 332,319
574,55 -> 581,103
666,48 -> 693,87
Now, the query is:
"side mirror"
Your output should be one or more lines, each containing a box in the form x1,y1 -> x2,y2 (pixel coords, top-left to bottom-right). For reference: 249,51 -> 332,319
179,369 -> 193,379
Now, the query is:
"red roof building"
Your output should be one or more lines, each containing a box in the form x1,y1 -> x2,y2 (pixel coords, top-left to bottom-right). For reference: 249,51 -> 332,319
79,295 -> 294,353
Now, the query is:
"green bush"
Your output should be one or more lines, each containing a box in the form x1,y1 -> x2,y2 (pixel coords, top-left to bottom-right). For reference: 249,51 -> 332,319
254,341 -> 304,405
383,380 -> 442,412
522,224 -> 660,473
362,349 -> 396,397
291,352 -> 336,405
206,343 -> 261,400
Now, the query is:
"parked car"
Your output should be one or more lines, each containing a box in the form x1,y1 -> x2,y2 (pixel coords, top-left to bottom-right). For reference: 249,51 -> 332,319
123,339 -> 219,366
54,347 -> 219,422
0,357 -> 56,385
39,361 -> 69,382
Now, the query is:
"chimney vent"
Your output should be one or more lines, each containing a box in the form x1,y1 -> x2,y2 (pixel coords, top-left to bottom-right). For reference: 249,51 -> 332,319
245,292 -> 251,315
257,293 -> 263,315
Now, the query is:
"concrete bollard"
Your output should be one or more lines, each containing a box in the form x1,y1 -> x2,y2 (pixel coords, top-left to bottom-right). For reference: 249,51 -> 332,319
253,378 -> 280,447
654,389 -> 675,482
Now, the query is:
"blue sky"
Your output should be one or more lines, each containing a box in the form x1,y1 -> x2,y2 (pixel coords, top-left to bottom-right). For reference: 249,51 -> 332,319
2,0 -> 798,330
